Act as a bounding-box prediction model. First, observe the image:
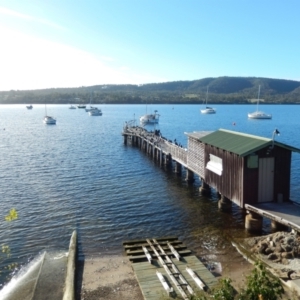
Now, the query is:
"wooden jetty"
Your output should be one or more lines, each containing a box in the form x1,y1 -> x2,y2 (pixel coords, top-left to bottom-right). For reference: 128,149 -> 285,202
123,237 -> 218,299
122,122 -> 300,232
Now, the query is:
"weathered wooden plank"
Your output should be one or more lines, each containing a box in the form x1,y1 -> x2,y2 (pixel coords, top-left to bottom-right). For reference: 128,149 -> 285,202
124,237 -> 219,299
126,244 -> 187,254
122,236 -> 178,246
128,249 -> 192,262
124,241 -> 184,251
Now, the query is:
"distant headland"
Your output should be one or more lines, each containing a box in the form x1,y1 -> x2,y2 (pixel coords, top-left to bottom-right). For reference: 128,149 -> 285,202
1,76 -> 300,105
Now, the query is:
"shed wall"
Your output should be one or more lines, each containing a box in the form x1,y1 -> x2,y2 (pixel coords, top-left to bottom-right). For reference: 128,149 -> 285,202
204,145 -> 244,207
187,137 -> 205,178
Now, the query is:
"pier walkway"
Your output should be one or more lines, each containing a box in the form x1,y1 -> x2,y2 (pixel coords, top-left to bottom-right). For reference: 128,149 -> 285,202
122,123 -> 188,167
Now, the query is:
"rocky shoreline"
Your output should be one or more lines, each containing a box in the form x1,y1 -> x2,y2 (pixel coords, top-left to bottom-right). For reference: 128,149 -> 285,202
232,230 -> 300,299
242,231 -> 300,280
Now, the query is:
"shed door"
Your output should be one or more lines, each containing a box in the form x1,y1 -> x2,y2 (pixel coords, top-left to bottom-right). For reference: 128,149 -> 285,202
258,157 -> 274,202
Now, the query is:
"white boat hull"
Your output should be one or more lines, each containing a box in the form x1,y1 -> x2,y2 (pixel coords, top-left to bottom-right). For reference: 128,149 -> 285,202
89,108 -> 102,116
43,116 -> 56,124
200,108 -> 216,114
85,106 -> 96,112
140,113 -> 159,124
248,112 -> 272,119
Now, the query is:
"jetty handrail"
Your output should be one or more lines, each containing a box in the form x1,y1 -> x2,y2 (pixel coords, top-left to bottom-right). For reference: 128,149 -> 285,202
123,125 -> 188,165
164,141 -> 187,165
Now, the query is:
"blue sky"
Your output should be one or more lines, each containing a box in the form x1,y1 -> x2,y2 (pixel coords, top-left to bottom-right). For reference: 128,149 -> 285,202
0,0 -> 299,91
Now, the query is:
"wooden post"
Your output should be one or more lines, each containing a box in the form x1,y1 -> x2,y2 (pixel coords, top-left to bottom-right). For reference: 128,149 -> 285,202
160,151 -> 163,166
174,162 -> 182,174
271,220 -> 288,232
245,212 -> 263,232
218,195 -> 232,211
185,169 -> 194,183
164,153 -> 172,167
199,180 -> 211,196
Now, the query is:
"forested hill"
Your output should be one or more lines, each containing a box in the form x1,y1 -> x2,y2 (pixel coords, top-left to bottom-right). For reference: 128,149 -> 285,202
1,76 -> 300,104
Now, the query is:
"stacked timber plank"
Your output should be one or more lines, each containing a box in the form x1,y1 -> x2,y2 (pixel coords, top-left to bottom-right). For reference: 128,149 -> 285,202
123,237 -> 218,300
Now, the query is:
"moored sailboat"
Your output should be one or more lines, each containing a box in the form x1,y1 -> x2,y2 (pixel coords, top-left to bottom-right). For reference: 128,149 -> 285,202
248,85 -> 272,119
43,104 -> 56,125
200,87 -> 216,114
89,107 -> 102,116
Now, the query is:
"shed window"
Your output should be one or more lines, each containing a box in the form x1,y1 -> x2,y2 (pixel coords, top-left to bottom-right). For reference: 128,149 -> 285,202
206,154 -> 223,175
247,155 -> 258,168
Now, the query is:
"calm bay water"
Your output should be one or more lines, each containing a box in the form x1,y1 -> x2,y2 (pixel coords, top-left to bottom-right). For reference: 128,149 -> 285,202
0,103 -> 300,286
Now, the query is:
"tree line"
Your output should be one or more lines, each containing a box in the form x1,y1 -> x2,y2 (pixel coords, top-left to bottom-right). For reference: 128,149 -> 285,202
1,76 -> 300,104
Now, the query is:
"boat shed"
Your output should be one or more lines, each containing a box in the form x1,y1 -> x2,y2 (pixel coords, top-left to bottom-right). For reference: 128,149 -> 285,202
185,129 -> 300,208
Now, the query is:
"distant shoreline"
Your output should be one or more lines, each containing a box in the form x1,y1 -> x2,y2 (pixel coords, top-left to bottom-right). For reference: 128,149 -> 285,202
1,103 -> 300,105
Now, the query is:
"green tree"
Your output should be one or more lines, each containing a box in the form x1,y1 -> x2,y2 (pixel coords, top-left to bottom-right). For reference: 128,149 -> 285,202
1,209 -> 18,277
241,261 -> 284,300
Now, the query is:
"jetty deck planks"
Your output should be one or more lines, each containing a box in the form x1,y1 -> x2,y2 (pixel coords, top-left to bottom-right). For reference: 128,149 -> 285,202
123,237 -> 218,300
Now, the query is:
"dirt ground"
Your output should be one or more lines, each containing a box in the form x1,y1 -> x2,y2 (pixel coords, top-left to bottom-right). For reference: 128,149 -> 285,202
76,255 -> 143,300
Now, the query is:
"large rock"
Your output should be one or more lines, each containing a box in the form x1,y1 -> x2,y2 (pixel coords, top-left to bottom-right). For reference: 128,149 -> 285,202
245,231 -> 299,265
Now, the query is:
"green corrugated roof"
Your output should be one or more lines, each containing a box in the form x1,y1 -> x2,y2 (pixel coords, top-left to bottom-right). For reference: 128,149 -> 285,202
197,129 -> 300,156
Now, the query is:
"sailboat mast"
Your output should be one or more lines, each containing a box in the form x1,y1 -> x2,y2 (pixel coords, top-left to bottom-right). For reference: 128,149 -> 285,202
205,86 -> 209,106
256,85 -> 261,111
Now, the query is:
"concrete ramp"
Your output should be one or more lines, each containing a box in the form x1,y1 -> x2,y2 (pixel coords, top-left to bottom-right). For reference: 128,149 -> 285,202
0,231 -> 76,300
32,251 -> 68,300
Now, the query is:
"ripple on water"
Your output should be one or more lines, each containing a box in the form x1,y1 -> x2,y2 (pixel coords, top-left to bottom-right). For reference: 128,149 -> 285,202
1,104 -> 300,285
